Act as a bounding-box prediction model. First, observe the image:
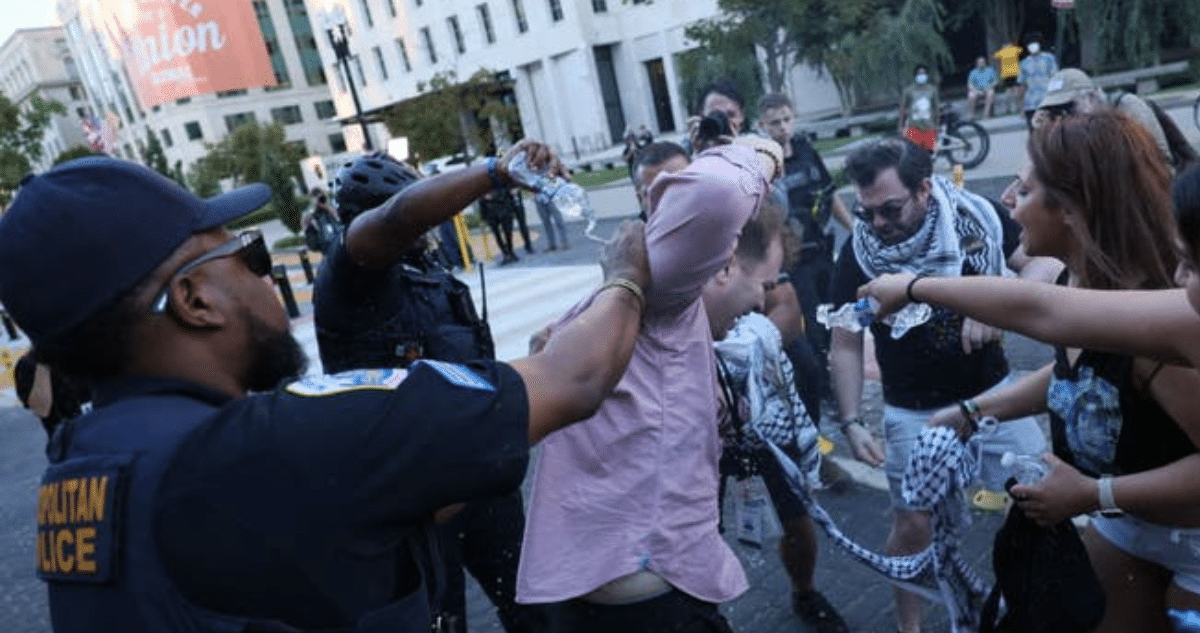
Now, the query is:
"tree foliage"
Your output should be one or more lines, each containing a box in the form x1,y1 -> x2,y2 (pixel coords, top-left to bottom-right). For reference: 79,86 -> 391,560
0,92 -> 66,207
53,145 -> 105,166
684,0 -> 808,95
1074,0 -> 1200,68
380,68 -> 520,164
196,121 -> 307,232
140,128 -> 173,181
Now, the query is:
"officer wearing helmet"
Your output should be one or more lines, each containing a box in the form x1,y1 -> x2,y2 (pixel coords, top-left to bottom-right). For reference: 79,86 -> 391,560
313,148 -> 540,631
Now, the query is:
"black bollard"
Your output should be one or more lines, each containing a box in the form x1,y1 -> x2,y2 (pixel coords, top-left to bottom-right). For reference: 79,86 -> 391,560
298,250 -> 315,284
271,265 -> 301,318
0,311 -> 16,340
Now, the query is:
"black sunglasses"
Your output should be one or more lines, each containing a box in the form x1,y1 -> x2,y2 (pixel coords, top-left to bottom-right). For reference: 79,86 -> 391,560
151,230 -> 272,313
852,195 -> 912,223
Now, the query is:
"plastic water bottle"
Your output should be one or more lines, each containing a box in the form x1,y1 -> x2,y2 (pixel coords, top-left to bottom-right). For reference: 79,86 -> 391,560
816,299 -> 931,339
506,153 -> 601,241
1001,451 -> 1049,485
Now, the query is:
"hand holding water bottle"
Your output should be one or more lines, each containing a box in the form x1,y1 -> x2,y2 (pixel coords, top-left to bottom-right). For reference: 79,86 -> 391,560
504,144 -> 602,243
856,271 -> 925,318
1008,452 -> 1098,528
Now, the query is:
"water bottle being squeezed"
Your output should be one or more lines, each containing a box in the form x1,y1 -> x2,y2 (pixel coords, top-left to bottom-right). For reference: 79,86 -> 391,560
1001,451 -> 1049,485
506,152 -> 603,242
816,297 -> 931,339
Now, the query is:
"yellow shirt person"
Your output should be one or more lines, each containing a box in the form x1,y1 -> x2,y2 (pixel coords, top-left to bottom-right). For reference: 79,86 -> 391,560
994,43 -> 1021,80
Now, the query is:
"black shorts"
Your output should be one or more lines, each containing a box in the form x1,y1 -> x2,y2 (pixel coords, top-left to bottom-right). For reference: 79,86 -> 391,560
998,76 -> 1018,91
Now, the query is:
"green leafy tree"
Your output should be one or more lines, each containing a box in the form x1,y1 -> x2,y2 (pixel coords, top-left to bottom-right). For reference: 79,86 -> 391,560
139,128 -> 171,179
53,145 -> 104,166
200,121 -> 307,232
0,92 -> 66,207
675,42 -> 763,119
187,156 -> 222,198
380,68 -> 520,164
684,0 -> 807,95
845,0 -> 954,106
1073,0 -> 1200,68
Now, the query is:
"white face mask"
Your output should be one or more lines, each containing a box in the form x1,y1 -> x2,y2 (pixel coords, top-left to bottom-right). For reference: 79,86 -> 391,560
915,73 -> 928,84
1027,43 -> 1040,54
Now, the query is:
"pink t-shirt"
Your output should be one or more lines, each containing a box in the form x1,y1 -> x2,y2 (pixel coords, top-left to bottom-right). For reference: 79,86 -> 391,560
517,145 -> 767,604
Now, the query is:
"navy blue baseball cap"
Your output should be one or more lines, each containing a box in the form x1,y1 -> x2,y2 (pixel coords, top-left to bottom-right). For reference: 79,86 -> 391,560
0,157 -> 271,348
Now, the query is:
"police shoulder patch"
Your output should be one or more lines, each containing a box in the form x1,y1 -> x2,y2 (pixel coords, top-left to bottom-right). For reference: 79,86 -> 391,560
37,455 -> 130,584
412,360 -> 495,392
285,368 -> 409,396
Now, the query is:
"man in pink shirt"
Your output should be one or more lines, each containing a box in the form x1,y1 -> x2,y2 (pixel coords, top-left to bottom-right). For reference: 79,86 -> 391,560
517,143 -> 774,631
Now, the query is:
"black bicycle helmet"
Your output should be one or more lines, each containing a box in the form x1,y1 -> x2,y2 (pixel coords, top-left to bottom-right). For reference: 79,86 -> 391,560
332,152 -> 422,223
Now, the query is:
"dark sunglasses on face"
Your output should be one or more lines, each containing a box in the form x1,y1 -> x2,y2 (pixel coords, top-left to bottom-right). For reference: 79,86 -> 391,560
1041,101 -> 1076,119
852,196 -> 911,223
151,230 -> 272,313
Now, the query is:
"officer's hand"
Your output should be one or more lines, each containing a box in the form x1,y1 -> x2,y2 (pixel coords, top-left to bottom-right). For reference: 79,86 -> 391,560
928,405 -> 974,442
844,423 -> 885,467
1010,454 -> 1092,527
601,220 -> 650,294
529,325 -> 551,355
498,139 -> 569,186
961,317 -> 1002,354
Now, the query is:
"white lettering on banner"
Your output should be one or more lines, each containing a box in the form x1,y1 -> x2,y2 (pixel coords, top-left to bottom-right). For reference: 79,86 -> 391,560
132,19 -> 225,72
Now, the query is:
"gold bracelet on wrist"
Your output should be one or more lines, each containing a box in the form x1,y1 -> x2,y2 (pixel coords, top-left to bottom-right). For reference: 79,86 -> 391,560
599,277 -> 645,313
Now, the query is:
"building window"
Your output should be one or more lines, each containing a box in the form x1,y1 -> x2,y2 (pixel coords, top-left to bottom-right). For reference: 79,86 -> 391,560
285,0 -> 327,86
252,0 -> 292,87
548,0 -> 563,21
184,121 -> 203,140
332,63 -> 347,91
329,133 -> 347,153
396,38 -> 412,72
420,27 -> 438,64
447,16 -> 465,54
511,0 -> 528,33
76,107 -> 88,118
384,0 -> 396,16
373,45 -> 388,80
414,0 -> 422,6
69,85 -> 84,100
315,99 -> 337,119
476,4 -> 495,44
359,0 -> 373,27
224,112 -> 257,132
353,55 -> 367,86
217,88 -> 249,98
176,97 -> 191,105
271,105 -> 304,125
160,128 -> 173,147
592,0 -> 606,11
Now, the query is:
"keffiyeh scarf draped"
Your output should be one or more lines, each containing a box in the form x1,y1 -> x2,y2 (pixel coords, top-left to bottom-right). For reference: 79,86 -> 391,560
853,175 -> 1005,280
714,312 -> 821,488
765,421 -> 995,633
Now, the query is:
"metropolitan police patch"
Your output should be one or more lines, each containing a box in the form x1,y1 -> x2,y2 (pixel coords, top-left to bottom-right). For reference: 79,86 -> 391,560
37,454 -> 130,583
285,368 -> 409,396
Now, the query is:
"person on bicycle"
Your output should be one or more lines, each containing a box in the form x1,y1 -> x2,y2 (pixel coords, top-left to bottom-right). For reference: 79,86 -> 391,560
899,65 -> 939,152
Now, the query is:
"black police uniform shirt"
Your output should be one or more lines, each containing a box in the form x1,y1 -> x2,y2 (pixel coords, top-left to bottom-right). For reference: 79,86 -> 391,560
779,134 -> 835,249
37,360 -> 528,631
829,201 -> 1022,410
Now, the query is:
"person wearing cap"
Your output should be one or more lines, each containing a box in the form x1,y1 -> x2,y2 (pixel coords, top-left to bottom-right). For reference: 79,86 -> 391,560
1,148 -> 649,633
1034,67 -> 1173,165
516,143 -> 776,632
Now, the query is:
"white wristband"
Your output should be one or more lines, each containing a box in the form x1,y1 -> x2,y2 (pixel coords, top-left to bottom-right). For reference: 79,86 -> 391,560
1097,474 -> 1123,517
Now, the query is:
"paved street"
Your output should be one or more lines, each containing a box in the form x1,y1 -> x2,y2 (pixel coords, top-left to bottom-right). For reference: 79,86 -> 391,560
3,101 -> 1181,630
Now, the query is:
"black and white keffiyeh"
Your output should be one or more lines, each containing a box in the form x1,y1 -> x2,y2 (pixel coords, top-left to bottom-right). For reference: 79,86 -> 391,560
764,420 -> 997,633
853,175 -> 1005,280
714,313 -> 821,488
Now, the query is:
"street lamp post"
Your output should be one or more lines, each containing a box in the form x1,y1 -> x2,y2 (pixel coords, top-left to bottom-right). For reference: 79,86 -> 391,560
324,6 -> 373,151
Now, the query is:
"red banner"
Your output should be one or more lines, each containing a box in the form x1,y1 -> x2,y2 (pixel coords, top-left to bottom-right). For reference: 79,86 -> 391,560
86,0 -> 276,109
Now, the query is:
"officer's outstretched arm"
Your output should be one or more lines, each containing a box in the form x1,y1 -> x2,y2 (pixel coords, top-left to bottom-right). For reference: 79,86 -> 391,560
512,220 -> 649,445
345,139 -> 567,269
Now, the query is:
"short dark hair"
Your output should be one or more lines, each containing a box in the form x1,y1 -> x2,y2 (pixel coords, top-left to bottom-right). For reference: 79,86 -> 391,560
757,92 -> 793,113
844,137 -> 932,194
1175,163 -> 1200,262
697,78 -> 745,114
634,141 -> 688,174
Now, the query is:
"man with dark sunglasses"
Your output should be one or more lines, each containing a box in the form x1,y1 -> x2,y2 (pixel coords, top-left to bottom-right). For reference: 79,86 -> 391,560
827,137 -> 1060,633
0,153 -> 649,633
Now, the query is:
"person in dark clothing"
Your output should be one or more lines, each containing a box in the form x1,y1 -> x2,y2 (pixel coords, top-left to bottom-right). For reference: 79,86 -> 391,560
1,150 -> 648,633
480,188 -> 521,265
13,350 -> 89,438
315,150 -> 548,632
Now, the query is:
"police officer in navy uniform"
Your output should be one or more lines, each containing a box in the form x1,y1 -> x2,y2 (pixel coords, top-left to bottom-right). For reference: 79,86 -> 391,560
313,153 -> 536,631
0,143 -> 649,633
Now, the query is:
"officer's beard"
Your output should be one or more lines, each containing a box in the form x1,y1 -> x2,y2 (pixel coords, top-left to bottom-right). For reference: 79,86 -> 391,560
242,308 -> 309,392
